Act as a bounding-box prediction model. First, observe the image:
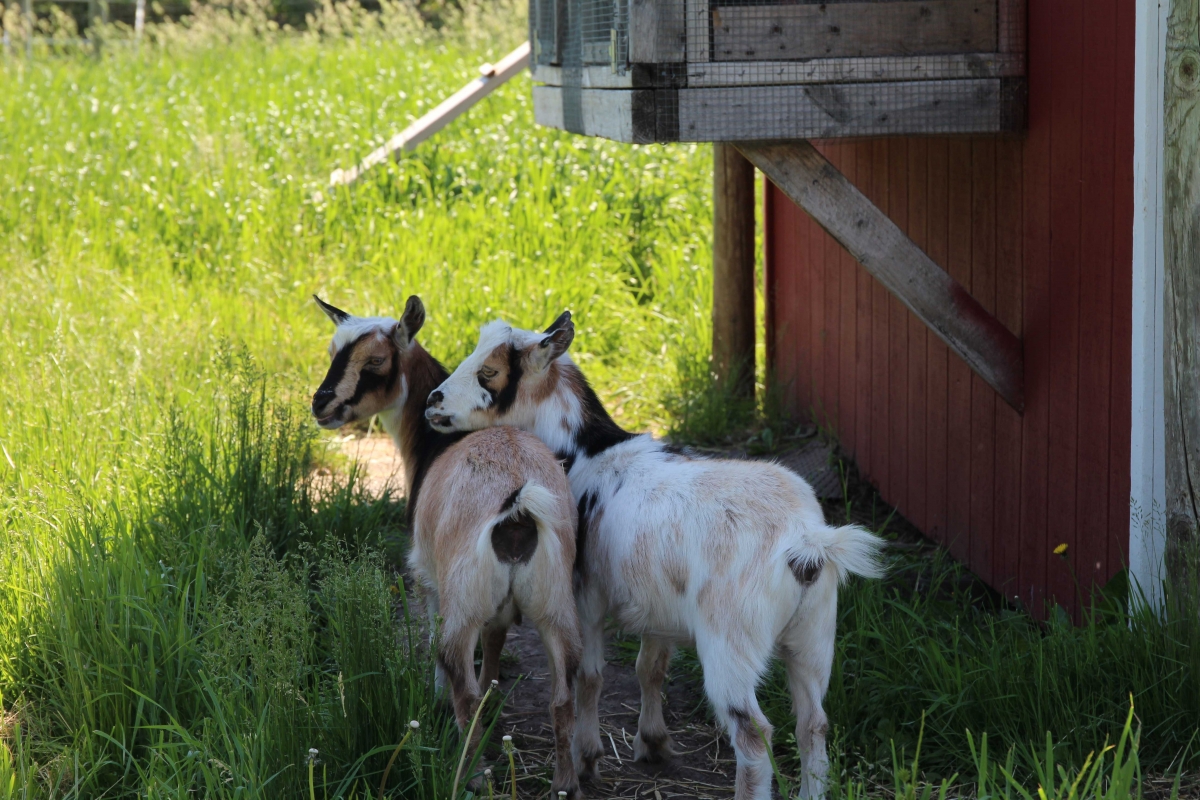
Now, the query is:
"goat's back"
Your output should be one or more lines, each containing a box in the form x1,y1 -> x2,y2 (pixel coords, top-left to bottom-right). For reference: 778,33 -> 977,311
410,426 -> 575,592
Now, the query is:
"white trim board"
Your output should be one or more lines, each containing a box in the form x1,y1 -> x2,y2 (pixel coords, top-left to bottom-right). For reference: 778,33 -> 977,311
1129,0 -> 1168,610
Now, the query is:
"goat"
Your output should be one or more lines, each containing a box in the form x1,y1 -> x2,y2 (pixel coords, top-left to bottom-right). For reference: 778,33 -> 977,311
424,312 -> 885,800
310,296 -> 583,799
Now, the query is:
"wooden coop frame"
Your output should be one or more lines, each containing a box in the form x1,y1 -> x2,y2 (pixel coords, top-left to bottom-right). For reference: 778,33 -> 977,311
524,0 -> 1199,612
530,0 -> 1029,409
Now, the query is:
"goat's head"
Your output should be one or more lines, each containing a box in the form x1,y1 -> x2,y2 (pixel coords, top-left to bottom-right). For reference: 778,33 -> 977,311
311,294 -> 426,429
424,311 -> 574,433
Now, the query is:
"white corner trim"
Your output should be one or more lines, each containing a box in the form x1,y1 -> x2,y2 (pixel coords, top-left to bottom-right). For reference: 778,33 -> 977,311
1129,0 -> 1168,609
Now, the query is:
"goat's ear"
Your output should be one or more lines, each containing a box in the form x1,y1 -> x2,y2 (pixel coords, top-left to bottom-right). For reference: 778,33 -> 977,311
314,295 -> 350,325
543,310 -> 572,334
529,319 -> 574,371
395,295 -> 426,346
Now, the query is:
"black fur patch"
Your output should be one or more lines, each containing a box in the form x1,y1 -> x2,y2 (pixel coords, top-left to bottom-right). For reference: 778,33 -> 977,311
491,510 -> 539,564
660,443 -> 697,459
493,345 -> 524,414
571,368 -> 636,457
574,491 -> 598,578
345,347 -> 399,407
544,310 -> 572,334
405,356 -> 466,529
556,450 -> 577,474
314,332 -> 370,401
788,555 -> 823,586
499,487 -> 522,513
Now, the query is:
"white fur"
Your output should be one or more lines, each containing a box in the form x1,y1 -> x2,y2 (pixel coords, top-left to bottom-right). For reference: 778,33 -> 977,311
426,320 -> 886,800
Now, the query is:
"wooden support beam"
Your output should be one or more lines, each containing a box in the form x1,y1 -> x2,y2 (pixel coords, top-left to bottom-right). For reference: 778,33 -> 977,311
739,140 -> 1024,412
330,42 -> 530,186
1163,0 -> 1200,579
713,143 -> 756,398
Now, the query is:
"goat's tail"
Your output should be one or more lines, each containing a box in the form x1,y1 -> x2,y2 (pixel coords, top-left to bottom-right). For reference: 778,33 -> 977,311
479,482 -> 564,569
785,524 -> 887,586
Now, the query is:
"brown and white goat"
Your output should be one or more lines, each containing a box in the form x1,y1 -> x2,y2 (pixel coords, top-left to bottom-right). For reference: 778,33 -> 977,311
310,296 -> 582,799
425,313 -> 886,800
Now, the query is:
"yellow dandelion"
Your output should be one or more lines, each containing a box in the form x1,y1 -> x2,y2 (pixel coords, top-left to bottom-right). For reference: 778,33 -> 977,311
1053,543 -> 1069,555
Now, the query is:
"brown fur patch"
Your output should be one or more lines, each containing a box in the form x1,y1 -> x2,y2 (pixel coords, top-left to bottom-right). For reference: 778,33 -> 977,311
528,358 -> 562,403
729,707 -> 771,756
478,343 -> 513,398
789,556 -> 823,586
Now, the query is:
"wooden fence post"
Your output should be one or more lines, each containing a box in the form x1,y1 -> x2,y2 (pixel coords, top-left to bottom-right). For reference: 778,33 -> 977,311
1163,0 -> 1200,583
712,143 -> 756,399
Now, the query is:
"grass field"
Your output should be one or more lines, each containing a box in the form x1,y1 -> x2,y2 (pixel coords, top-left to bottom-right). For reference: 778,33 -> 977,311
0,3 -> 1197,798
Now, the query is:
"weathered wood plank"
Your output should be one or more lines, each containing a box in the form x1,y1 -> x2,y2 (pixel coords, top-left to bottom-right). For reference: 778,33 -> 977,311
1163,0 -> 1200,579
678,79 -> 1017,140
686,53 -> 1024,87
887,140 -> 909,511
713,144 -> 757,398
740,140 -> 1024,412
905,140 -> 930,530
331,42 -> 531,186
532,63 -> 637,88
713,0 -> 998,61
531,53 -> 1024,88
532,86 -> 641,141
686,0 -> 710,62
631,0 -> 686,63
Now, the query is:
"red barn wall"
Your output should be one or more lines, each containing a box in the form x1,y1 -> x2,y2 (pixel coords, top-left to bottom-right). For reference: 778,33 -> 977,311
764,0 -> 1135,613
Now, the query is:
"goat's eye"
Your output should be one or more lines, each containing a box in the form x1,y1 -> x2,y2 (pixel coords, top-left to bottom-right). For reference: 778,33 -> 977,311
367,357 -> 385,368
478,367 -> 498,380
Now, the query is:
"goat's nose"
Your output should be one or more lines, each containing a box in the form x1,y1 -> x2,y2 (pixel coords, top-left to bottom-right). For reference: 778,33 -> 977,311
426,390 -> 444,408
313,388 -> 335,408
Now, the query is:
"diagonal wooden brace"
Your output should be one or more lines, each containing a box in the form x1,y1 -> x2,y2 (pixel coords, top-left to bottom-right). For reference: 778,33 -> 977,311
739,140 -> 1025,413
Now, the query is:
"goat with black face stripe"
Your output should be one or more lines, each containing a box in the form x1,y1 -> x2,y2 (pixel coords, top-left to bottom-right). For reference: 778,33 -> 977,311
311,296 -> 583,799
425,313 -> 886,800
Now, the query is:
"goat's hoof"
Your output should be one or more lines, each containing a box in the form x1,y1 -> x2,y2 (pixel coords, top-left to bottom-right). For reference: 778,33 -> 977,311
573,746 -> 604,781
552,779 -> 583,799
633,731 -> 675,764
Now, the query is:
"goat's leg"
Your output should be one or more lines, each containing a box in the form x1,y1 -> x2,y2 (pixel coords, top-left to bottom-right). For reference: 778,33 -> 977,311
538,621 -> 583,799
438,622 -> 484,748
632,636 -> 676,763
479,597 -> 517,688
780,570 -> 837,799
698,640 -> 774,800
571,585 -> 607,781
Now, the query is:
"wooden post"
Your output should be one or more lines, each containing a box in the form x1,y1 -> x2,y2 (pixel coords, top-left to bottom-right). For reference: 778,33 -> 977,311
1163,0 -> 1200,583
712,143 -> 756,399
740,140 -> 1025,411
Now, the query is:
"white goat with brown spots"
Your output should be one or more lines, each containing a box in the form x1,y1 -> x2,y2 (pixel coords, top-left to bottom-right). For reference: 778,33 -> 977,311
424,312 -> 885,800
310,296 -> 583,799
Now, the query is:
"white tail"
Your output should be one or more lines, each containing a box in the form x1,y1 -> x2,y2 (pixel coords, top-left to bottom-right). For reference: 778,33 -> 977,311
476,482 -> 564,567
822,525 -> 887,582
510,483 -> 563,567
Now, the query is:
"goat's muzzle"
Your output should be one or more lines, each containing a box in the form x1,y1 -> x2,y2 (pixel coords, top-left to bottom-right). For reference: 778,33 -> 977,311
311,388 -> 343,428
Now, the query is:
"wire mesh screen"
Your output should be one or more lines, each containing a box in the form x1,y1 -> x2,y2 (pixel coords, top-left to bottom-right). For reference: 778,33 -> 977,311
530,0 -> 1027,142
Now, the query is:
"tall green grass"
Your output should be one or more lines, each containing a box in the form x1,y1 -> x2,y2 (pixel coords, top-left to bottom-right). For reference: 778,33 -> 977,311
764,549 -> 1200,785
0,3 -> 714,794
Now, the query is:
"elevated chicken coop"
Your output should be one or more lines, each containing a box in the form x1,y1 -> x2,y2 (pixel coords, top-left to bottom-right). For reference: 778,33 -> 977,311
524,0 -> 1196,617
529,0 -> 1026,142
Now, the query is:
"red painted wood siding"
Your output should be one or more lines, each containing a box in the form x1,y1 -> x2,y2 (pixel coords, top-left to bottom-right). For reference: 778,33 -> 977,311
764,0 -> 1134,614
